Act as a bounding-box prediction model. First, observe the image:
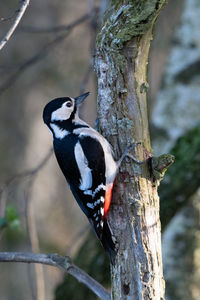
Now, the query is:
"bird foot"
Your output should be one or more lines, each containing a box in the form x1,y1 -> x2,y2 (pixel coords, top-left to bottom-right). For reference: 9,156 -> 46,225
117,142 -> 144,167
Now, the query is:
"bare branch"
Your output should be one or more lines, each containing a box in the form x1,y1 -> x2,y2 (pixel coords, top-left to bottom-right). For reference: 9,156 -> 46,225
0,252 -> 110,300
0,13 -> 89,96
0,0 -> 30,51
19,13 -> 89,33
24,178 -> 46,300
0,148 -> 52,229
0,33 -> 67,96
1,148 -> 53,188
66,224 -> 89,255
0,10 -> 19,23
79,62 -> 93,95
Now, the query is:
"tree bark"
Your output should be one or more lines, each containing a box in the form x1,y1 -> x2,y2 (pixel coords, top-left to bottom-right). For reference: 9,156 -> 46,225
95,1 -> 166,299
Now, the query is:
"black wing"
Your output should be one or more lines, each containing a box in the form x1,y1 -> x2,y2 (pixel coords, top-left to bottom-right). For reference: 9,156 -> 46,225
54,133 -> 116,260
69,135 -> 106,238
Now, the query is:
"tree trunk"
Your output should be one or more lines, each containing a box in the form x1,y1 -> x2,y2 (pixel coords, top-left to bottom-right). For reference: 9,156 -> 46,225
95,1 -> 166,299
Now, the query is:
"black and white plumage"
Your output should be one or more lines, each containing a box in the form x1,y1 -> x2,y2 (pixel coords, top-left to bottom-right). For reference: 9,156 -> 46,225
43,92 -> 118,261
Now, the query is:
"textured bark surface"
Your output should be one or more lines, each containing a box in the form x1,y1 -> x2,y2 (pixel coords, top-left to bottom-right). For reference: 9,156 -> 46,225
95,1 -> 166,299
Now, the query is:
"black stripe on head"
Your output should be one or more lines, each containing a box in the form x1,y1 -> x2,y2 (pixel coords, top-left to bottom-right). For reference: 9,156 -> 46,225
53,119 -> 89,132
43,97 -> 72,125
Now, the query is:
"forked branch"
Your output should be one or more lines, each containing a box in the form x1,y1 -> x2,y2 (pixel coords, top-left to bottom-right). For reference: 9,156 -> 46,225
0,0 -> 30,51
0,252 -> 110,300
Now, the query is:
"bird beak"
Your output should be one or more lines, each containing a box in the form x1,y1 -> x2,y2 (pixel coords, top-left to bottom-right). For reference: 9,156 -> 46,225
74,92 -> 89,106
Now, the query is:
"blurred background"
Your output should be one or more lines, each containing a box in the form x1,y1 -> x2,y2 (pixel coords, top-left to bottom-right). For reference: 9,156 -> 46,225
0,0 -> 199,299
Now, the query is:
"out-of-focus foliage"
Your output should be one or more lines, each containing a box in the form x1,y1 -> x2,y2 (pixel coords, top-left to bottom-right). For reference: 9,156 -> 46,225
0,0 -> 94,298
55,231 -> 110,300
0,205 -> 20,229
151,0 -> 200,155
163,190 -> 200,300
159,124 -> 200,229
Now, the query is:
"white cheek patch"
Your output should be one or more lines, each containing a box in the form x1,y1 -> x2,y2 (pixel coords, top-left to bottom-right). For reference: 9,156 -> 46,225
51,102 -> 74,121
50,123 -> 69,139
74,141 -> 92,191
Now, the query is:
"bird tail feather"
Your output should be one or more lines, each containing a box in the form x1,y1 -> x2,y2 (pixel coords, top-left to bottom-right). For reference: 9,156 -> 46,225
101,220 -> 116,265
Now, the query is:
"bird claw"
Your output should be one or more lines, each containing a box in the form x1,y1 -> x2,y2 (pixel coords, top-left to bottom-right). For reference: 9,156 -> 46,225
126,153 -> 144,164
117,142 -> 144,167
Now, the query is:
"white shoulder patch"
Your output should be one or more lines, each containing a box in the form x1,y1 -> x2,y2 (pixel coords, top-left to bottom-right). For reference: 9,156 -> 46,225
50,123 -> 69,139
74,141 -> 92,191
73,127 -> 118,184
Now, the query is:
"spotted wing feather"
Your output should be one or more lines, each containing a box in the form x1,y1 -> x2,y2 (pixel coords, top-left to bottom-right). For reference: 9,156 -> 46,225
76,135 -> 106,238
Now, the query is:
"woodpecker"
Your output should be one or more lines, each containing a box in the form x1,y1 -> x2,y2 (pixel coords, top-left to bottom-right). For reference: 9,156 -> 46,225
43,92 -> 140,263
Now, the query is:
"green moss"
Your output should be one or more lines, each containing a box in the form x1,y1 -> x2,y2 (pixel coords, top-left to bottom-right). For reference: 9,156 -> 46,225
140,82 -> 149,93
159,125 -> 200,229
152,154 -> 175,182
97,0 -> 166,50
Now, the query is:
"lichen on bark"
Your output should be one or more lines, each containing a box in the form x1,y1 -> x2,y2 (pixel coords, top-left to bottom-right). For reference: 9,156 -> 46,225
95,1 -> 167,299
151,154 -> 175,184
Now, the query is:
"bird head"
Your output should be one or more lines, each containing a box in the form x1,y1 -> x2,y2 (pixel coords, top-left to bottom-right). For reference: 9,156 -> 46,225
43,92 -> 89,126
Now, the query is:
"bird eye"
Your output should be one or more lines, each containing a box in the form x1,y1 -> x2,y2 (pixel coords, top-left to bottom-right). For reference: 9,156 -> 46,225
66,101 -> 72,108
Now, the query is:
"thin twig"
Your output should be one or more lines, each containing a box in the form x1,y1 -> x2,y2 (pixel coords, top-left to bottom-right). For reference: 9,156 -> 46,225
1,148 -> 53,188
0,185 -> 8,241
24,178 -> 45,300
66,224 -> 89,255
27,263 -> 37,300
24,180 -> 36,300
0,10 -> 19,23
0,13 -> 89,97
19,13 -> 89,33
79,63 -> 93,95
0,0 -> 30,51
0,150 -> 52,298
0,148 -> 53,232
0,33 -> 68,96
0,252 -> 110,300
